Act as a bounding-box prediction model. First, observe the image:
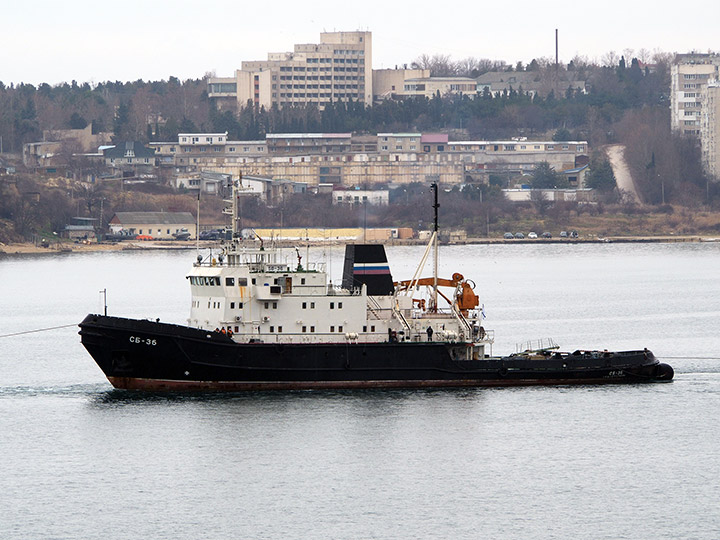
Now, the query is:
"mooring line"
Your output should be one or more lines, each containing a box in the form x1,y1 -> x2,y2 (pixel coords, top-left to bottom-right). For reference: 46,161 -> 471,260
0,324 -> 78,339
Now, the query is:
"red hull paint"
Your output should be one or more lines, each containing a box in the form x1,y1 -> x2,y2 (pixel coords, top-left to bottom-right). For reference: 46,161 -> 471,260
107,376 -> 660,392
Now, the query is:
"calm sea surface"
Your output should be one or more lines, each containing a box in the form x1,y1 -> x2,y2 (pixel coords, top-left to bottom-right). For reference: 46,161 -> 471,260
1,243 -> 719,539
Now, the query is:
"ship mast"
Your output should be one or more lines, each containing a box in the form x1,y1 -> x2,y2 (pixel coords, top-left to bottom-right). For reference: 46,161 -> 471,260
195,191 -> 200,255
223,173 -> 242,239
234,173 -> 241,237
432,182 -> 439,312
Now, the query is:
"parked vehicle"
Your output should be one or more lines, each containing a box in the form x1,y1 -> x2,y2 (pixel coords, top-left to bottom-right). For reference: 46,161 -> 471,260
503,232 -> 514,239
570,230 -> 579,238
528,232 -> 538,239
560,231 -> 568,238
200,230 -> 222,241
172,228 -> 191,241
136,234 -> 153,241
514,232 -> 525,239
541,232 -> 552,238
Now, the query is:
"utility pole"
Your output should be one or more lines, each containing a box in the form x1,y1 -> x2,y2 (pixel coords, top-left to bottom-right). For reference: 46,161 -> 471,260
99,198 -> 105,238
661,180 -> 665,205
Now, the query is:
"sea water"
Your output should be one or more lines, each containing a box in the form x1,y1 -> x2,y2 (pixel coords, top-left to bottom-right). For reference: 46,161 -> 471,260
1,243 -> 719,539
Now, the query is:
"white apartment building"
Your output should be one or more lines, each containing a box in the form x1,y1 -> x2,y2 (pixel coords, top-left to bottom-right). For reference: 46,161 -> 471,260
670,53 -> 720,135
671,53 -> 720,180
208,31 -> 372,111
704,83 -> 720,180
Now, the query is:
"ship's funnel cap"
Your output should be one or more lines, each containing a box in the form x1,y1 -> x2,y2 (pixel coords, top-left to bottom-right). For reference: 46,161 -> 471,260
342,244 -> 394,296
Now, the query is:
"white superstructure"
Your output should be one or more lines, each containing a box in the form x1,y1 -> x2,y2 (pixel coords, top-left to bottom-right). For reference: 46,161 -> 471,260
184,179 -> 493,359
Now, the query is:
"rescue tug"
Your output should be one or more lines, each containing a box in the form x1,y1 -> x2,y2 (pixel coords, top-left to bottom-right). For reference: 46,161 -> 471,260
79,182 -> 673,390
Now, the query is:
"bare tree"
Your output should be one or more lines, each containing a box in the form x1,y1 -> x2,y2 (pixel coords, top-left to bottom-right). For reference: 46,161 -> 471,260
413,54 -> 457,76
602,50 -> 620,67
637,48 -> 651,64
455,57 -> 481,77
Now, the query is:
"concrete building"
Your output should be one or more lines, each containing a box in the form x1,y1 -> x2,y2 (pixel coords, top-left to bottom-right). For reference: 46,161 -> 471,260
150,131 -> 588,188
208,31 -> 372,112
475,71 -> 586,98
23,124 -> 112,169
108,212 -> 197,239
234,175 -> 308,206
331,187 -> 389,205
502,188 -> 594,202
399,77 -> 478,99
266,133 -> 352,156
703,82 -> 720,180
175,171 -> 232,194
670,53 -> 720,135
373,68 -> 429,100
63,217 -> 98,242
150,133 -> 267,169
670,53 -> 720,180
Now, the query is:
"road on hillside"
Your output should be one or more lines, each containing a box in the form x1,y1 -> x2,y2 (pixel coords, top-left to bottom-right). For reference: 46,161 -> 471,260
605,144 -> 642,204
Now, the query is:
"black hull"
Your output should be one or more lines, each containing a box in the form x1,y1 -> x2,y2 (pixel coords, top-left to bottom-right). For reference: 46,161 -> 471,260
79,315 -> 674,391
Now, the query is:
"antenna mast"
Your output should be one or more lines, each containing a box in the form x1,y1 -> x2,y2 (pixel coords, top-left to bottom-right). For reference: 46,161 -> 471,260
432,182 -> 439,312
196,191 -> 200,255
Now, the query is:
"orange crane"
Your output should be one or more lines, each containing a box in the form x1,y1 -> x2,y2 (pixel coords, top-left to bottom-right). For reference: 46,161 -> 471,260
394,273 -> 479,315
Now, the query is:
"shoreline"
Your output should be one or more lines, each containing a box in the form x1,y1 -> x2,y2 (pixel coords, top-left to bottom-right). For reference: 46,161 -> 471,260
2,234 -> 718,256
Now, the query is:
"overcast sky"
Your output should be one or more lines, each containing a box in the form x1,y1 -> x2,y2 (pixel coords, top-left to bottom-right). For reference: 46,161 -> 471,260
4,0 -> 718,85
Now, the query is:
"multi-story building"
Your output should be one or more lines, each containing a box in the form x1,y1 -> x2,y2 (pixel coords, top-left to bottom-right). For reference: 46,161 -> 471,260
373,68 -> 429,100
475,71 -> 586,98
150,133 -> 267,169
703,82 -> 720,180
208,31 -> 372,112
671,53 -> 720,180
670,53 -> 720,135
151,131 -> 587,188
400,77 -> 478,99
